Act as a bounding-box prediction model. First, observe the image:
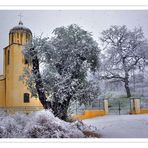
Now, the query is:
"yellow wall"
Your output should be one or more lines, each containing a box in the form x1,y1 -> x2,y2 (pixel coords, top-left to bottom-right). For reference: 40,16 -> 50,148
4,44 -> 42,107
72,110 -> 106,120
1,28 -> 42,109
130,109 -> 148,115
140,109 -> 148,114
0,77 -> 6,107
0,25 -> 42,112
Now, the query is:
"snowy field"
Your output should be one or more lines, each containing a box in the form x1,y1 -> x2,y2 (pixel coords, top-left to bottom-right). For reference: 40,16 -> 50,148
83,114 -> 148,138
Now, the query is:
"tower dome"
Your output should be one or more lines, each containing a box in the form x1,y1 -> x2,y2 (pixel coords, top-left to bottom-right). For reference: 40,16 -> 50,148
9,20 -> 32,34
9,21 -> 32,45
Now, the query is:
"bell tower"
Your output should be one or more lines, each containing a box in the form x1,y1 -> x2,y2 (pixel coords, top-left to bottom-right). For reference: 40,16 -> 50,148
4,19 -> 41,109
9,21 -> 32,45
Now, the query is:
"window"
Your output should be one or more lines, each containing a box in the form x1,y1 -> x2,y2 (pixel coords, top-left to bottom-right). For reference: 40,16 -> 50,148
8,50 -> 10,65
17,33 -> 20,43
24,58 -> 28,64
26,34 -> 28,43
26,33 -> 31,43
11,33 -> 13,43
24,93 -> 30,103
17,32 -> 19,39
20,33 -> 23,44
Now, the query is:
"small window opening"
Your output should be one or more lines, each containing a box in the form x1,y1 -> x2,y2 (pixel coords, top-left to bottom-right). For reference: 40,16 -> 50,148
24,93 -> 30,103
17,32 -> 19,39
8,50 -> 10,65
24,57 -> 28,64
11,33 -> 13,43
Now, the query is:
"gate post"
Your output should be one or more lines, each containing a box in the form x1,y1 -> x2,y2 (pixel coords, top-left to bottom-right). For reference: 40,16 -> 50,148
134,98 -> 141,114
130,98 -> 141,114
103,99 -> 109,115
130,98 -> 134,113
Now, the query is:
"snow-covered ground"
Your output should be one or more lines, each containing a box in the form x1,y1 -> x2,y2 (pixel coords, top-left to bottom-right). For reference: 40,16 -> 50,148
0,109 -> 100,138
83,114 -> 148,138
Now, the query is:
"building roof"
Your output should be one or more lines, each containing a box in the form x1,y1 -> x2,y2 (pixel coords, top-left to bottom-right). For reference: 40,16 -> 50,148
9,21 -> 32,34
4,43 -> 24,50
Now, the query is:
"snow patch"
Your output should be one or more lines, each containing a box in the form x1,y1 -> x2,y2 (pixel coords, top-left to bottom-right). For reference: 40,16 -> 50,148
83,114 -> 148,138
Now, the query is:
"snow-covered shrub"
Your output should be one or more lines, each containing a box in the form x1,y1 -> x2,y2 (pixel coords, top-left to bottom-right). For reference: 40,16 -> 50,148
0,109 -> 8,120
72,121 -> 100,138
12,113 -> 29,128
0,126 -> 7,138
0,109 -> 100,138
0,116 -> 22,138
24,110 -> 85,138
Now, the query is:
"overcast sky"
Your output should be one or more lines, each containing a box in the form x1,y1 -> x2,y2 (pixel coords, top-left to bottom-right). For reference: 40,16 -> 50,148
1,10 -> 148,74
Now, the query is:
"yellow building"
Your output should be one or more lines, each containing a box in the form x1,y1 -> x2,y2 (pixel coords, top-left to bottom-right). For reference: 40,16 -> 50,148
0,20 -> 42,112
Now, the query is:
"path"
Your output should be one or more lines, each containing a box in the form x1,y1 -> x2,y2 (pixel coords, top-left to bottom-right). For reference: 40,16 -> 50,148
83,114 -> 148,138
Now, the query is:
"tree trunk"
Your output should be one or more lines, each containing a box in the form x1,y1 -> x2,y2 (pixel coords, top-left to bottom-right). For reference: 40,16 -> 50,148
31,48 -> 51,109
30,48 -> 70,120
52,95 -> 71,120
60,97 -> 71,120
124,74 -> 131,98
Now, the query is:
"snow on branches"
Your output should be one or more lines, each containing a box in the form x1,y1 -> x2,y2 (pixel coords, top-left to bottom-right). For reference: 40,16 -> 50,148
22,24 -> 100,120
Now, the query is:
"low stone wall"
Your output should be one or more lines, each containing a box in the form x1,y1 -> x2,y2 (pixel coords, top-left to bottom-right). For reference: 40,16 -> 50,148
72,110 -> 106,120
140,109 -> 148,114
131,109 -> 148,114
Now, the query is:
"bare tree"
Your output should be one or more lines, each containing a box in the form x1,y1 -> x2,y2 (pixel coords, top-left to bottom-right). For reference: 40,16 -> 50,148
100,25 -> 146,98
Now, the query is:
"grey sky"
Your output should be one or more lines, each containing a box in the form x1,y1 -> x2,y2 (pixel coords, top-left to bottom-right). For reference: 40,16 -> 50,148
1,10 -> 148,74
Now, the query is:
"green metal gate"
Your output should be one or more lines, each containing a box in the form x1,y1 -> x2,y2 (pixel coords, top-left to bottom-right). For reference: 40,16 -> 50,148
108,98 -> 131,115
141,98 -> 148,109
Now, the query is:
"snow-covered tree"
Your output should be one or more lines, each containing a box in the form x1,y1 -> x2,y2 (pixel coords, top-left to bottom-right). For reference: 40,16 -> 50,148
100,25 -> 147,98
22,24 -> 100,120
